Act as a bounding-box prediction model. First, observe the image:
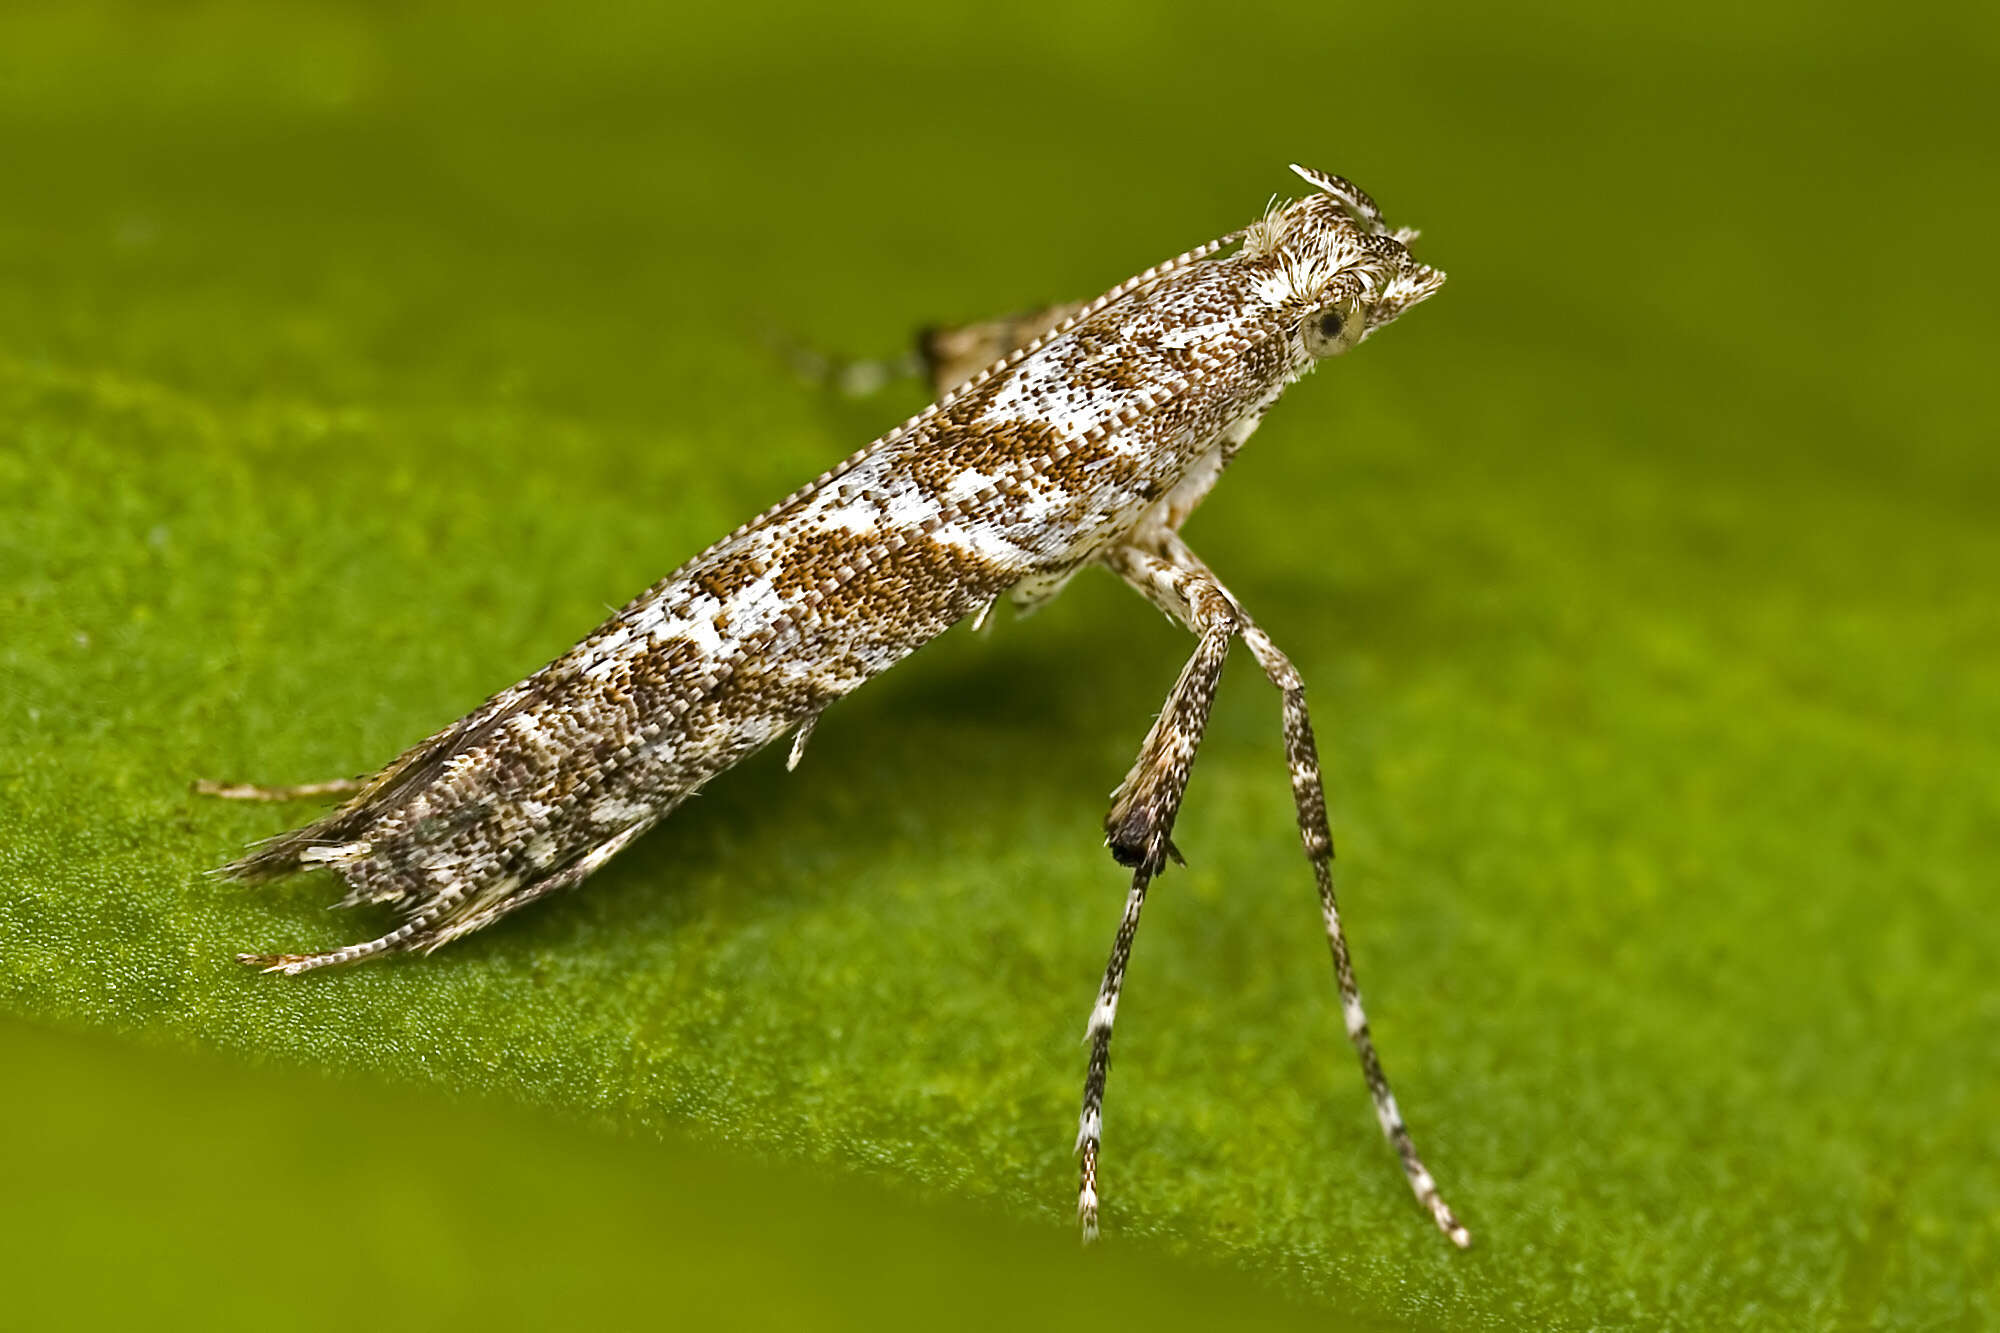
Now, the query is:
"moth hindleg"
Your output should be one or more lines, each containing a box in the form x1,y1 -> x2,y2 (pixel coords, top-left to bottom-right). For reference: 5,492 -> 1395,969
784,302 -> 1086,402
914,302 -> 1083,397
237,817 -> 656,977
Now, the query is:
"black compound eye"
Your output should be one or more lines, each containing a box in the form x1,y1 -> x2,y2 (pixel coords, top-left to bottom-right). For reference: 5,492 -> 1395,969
1317,311 -> 1344,340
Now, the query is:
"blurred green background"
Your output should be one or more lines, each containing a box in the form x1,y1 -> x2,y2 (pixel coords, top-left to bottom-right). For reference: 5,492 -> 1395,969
2,2 -> 1994,1328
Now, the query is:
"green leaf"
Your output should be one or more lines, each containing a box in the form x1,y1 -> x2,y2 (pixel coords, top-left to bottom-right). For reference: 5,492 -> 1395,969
2,3 -> 1995,1328
0,1017 -> 1335,1330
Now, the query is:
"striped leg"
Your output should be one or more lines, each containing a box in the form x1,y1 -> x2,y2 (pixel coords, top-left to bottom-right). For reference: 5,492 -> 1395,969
238,819 -> 656,977
1104,534 -> 1471,1249
1102,580 -> 1238,874
1078,556 -> 1240,1240
193,777 -> 366,802
1237,622 -> 1471,1247
782,301 -> 1085,400
1077,864 -> 1151,1242
914,303 -> 1083,397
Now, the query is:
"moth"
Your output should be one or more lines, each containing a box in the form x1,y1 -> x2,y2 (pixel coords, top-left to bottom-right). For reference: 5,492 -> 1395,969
206,164 -> 1468,1247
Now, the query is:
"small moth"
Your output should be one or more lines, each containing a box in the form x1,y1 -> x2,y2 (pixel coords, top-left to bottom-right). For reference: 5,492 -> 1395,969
206,164 -> 1467,1247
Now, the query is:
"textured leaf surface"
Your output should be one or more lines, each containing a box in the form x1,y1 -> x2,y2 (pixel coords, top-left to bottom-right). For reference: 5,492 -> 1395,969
3,3 -> 1995,1328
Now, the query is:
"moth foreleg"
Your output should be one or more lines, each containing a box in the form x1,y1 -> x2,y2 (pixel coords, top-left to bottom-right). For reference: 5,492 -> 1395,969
1107,532 -> 1472,1248
1100,568 -> 1240,873
1078,546 -> 1243,1241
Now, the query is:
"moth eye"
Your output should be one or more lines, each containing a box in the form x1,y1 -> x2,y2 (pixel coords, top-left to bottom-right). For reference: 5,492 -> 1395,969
1304,302 -> 1362,358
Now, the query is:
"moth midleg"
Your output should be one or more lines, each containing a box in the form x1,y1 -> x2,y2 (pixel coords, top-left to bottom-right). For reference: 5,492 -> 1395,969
1107,534 -> 1472,1248
191,777 -> 367,802
1078,547 -> 1240,1241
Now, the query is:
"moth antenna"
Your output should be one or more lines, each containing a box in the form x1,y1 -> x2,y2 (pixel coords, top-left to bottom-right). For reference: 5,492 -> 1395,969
1289,163 -> 1389,235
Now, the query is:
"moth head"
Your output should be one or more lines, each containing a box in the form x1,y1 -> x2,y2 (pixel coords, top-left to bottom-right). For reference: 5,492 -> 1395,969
1244,164 -> 1446,360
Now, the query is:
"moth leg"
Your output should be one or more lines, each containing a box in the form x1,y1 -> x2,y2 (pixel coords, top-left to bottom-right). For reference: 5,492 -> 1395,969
1235,608 -> 1473,1249
1077,861 -> 1153,1243
239,818 -> 656,977
914,302 -> 1083,397
423,816 -> 658,947
192,777 -> 367,802
1078,555 -> 1241,1241
780,339 -> 925,399
237,897 -> 464,976
1100,572 -> 1240,872
784,302 -> 1085,402
1102,534 -> 1472,1249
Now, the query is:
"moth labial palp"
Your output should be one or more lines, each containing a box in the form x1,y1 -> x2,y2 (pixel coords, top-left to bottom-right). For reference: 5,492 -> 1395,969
204,163 -> 1467,1248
